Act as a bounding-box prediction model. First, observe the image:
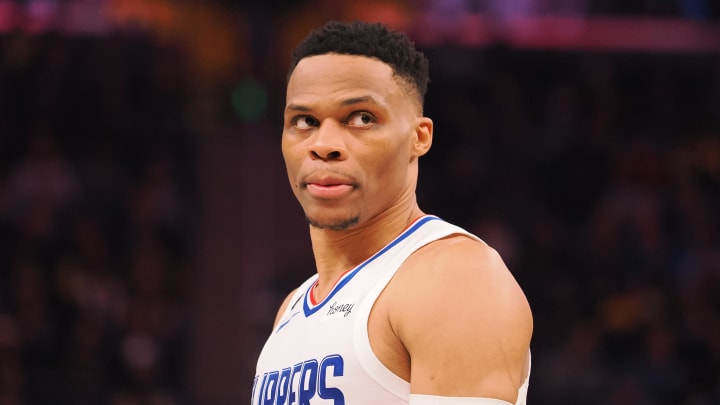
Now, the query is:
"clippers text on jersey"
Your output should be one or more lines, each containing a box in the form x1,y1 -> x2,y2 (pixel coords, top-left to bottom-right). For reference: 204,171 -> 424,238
252,355 -> 346,404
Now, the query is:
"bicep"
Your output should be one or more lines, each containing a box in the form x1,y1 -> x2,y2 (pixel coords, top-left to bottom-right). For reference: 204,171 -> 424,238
392,239 -> 532,402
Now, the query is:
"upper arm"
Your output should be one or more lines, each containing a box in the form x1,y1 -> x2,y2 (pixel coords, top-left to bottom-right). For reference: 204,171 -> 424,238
390,236 -> 533,403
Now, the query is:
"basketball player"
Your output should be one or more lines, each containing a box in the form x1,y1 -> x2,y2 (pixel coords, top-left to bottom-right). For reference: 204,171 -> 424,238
253,20 -> 533,405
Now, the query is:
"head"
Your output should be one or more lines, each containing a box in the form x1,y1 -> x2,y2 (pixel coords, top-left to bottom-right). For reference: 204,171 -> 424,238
288,20 -> 430,112
283,20 -> 433,231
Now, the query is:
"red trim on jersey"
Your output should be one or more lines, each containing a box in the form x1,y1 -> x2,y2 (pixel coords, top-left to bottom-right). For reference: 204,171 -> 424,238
309,265 -> 354,306
309,280 -> 320,306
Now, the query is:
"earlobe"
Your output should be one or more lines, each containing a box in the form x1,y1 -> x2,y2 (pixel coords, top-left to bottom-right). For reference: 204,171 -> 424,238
413,117 -> 433,157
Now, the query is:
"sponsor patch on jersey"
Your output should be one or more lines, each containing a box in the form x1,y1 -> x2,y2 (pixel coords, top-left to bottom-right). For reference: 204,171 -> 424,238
322,297 -> 357,321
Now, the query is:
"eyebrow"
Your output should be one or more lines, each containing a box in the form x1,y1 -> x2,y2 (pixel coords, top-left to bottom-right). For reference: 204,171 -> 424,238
340,95 -> 378,106
285,104 -> 310,113
285,95 -> 381,113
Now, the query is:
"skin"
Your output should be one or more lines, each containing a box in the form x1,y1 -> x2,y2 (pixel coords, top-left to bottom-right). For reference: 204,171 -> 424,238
277,53 -> 533,403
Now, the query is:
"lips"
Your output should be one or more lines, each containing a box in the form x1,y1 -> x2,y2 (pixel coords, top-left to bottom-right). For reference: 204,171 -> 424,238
302,174 -> 357,199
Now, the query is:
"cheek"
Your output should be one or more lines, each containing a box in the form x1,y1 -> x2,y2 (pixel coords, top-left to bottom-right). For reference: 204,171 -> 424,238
286,161 -> 303,188
281,136 -> 298,164
365,141 -> 411,186
281,146 -> 302,186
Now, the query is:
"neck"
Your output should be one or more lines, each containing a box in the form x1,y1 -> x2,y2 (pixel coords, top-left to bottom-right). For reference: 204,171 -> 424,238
308,203 -> 425,296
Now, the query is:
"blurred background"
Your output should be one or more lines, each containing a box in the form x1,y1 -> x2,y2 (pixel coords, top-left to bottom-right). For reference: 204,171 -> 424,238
0,0 -> 719,404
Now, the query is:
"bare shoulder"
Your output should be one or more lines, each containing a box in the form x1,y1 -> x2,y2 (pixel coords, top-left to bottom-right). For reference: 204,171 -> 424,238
386,234 -> 533,401
272,288 -> 299,329
393,234 -> 532,320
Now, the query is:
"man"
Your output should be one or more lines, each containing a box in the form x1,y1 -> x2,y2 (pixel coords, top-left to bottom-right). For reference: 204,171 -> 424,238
253,20 -> 532,405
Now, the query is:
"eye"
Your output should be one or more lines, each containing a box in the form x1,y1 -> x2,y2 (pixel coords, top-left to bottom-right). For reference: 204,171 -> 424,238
292,115 -> 319,130
346,112 -> 376,128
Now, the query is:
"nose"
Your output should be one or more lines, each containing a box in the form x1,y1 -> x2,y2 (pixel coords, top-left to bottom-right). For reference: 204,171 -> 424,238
309,120 -> 347,161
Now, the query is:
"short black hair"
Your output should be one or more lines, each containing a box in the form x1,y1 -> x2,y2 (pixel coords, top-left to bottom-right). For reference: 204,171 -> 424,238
288,20 -> 430,104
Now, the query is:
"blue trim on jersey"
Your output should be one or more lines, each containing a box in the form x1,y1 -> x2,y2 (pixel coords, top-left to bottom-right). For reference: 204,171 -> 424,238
302,215 -> 440,317
276,311 -> 301,332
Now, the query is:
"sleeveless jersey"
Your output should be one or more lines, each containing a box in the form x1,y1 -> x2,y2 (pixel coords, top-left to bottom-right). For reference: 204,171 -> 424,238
252,215 -> 530,405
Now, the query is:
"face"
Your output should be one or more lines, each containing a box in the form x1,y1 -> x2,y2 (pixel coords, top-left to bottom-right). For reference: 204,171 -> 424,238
282,54 -> 432,231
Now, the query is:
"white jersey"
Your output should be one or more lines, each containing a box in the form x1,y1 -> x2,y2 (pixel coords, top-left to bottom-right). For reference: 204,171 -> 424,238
253,215 -> 530,405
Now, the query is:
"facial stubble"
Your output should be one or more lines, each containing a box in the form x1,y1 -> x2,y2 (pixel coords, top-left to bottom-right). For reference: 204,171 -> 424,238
305,214 -> 360,231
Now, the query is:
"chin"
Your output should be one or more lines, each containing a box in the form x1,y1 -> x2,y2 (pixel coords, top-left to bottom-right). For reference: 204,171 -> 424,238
306,214 -> 360,231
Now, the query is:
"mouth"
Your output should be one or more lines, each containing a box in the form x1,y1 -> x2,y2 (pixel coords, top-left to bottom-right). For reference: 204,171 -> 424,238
302,175 -> 357,199
306,183 -> 354,197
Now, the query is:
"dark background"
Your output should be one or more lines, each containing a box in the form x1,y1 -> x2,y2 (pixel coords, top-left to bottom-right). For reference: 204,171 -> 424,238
0,0 -> 719,404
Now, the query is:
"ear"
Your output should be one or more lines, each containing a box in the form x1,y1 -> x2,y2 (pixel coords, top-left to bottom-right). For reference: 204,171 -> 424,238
411,117 -> 433,158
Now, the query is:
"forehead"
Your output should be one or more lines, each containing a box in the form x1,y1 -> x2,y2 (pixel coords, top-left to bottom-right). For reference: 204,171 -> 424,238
286,54 -> 404,107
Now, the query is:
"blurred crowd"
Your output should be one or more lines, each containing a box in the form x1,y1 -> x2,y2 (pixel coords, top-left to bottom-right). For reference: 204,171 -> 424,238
0,32 -> 195,404
419,48 -> 720,404
0,1 -> 718,405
